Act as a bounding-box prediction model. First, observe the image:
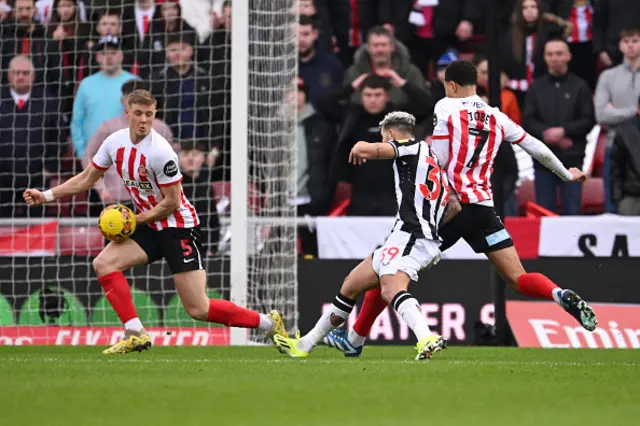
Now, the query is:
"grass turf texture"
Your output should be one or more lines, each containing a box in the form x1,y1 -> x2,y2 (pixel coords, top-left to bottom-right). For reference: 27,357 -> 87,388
1,346 -> 638,426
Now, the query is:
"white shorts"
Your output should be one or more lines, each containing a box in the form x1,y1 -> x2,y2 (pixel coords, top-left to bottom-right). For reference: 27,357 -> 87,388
372,230 -> 441,282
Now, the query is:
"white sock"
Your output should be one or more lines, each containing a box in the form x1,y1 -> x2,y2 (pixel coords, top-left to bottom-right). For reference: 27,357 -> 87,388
299,294 -> 355,353
552,288 -> 563,304
348,329 -> 366,347
392,291 -> 432,342
125,317 -> 143,332
258,314 -> 274,332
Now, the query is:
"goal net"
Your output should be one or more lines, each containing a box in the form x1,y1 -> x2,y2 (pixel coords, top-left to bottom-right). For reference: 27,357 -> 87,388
0,0 -> 298,346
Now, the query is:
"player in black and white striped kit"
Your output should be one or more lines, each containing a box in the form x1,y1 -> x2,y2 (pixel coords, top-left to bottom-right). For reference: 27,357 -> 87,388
273,111 -> 461,360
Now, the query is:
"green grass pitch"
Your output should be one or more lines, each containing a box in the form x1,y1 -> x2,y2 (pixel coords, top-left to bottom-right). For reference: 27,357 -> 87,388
1,346 -> 639,426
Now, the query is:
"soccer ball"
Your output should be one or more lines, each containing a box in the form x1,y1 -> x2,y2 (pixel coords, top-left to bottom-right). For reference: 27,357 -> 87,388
99,204 -> 136,242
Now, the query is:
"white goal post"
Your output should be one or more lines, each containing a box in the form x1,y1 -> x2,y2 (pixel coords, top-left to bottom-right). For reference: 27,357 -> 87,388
0,0 -> 298,347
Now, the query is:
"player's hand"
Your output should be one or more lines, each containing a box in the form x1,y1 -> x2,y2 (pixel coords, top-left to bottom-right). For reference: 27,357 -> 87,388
568,168 -> 587,183
351,73 -> 369,91
377,69 -> 406,88
349,142 -> 368,165
23,188 -> 46,206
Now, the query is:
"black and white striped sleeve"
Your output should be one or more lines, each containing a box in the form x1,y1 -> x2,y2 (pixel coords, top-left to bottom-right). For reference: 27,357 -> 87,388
388,139 -> 420,158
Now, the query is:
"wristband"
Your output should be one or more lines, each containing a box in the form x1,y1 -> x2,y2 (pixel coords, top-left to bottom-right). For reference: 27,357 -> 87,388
43,190 -> 54,202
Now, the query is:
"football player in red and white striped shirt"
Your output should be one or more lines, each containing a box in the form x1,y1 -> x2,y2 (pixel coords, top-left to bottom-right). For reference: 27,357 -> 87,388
324,60 -> 598,357
24,89 -> 288,354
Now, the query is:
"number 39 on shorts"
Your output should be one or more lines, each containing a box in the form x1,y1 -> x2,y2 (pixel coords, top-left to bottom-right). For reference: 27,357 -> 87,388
380,246 -> 399,266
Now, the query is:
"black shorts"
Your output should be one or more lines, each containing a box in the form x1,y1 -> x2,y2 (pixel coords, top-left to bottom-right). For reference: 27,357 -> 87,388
131,225 -> 204,274
439,204 -> 514,254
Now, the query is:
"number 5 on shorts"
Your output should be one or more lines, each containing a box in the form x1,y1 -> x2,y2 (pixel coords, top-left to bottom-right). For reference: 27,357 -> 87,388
180,239 -> 193,257
380,247 -> 399,266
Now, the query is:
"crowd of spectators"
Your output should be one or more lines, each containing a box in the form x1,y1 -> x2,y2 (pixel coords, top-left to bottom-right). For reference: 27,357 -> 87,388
1,0 -> 640,255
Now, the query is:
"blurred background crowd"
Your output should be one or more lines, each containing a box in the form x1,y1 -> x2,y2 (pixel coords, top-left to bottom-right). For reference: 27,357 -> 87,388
1,0 -> 640,256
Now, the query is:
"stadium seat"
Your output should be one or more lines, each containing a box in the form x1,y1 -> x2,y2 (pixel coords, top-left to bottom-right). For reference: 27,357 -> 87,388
581,177 -> 605,214
18,289 -> 88,325
163,289 -> 224,327
515,179 -> 535,215
592,131 -> 607,177
92,289 -> 160,326
0,294 -> 15,325
328,182 -> 352,216
59,226 -> 104,256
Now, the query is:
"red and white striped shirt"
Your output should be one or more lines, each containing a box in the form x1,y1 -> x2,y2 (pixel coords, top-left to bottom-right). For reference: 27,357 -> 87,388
567,1 -> 593,43
431,96 -> 526,206
92,128 -> 199,231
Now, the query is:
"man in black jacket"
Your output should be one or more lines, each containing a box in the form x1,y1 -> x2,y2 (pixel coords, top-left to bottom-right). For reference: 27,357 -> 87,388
291,78 -> 338,255
593,0 -> 640,66
0,0 -> 59,88
151,33 -> 218,159
317,73 -> 431,216
0,55 -> 63,218
610,96 -> 640,216
524,38 -> 595,215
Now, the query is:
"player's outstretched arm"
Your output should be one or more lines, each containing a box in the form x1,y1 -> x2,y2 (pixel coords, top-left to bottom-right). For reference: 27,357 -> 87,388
135,182 -> 182,225
349,141 -> 395,165
517,134 -> 587,183
23,164 -> 105,206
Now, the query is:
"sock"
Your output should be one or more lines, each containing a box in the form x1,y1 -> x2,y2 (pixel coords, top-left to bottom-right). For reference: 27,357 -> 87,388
352,288 -> 387,342
517,273 -> 560,300
207,299 -> 260,329
299,293 -> 356,353
98,271 -> 140,326
124,318 -> 143,332
392,290 -> 432,342
259,314 -> 274,331
348,329 -> 367,347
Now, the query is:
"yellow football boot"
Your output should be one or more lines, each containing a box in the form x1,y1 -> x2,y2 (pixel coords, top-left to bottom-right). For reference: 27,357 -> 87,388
266,310 -> 289,341
102,329 -> 152,355
415,334 -> 447,360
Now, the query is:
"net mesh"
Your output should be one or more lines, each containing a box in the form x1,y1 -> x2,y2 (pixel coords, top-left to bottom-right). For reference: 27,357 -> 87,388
0,0 -> 297,346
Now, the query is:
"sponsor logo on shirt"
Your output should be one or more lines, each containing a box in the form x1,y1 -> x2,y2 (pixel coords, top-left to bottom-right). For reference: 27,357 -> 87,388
123,179 -> 153,190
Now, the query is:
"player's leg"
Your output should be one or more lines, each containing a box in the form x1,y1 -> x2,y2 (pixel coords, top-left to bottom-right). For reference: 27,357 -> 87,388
274,256 -> 380,357
376,237 -> 446,360
173,268 -> 284,334
165,227 -> 288,338
335,214 -> 466,353
486,246 -> 597,331
465,205 -> 596,331
93,232 -> 156,354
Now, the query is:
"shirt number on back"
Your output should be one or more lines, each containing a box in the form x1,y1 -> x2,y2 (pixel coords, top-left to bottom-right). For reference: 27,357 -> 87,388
419,156 -> 442,201
466,128 -> 490,168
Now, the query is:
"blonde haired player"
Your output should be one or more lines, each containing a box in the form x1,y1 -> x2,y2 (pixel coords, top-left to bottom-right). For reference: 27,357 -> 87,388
24,89 -> 288,354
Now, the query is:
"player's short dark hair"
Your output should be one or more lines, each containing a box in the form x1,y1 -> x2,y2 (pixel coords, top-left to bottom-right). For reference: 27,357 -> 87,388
298,15 -> 317,30
121,80 -> 150,97
367,25 -> 393,41
620,28 -> 640,39
127,89 -> 157,107
379,111 -> 416,135
360,74 -> 391,92
445,60 -> 478,87
222,0 -> 232,9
